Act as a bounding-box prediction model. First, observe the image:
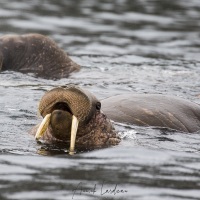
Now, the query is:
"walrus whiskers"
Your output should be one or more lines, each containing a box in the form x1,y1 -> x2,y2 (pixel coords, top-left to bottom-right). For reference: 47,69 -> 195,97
31,86 -> 120,153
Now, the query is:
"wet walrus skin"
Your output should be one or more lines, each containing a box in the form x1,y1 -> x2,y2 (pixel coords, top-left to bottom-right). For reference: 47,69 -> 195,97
0,33 -> 80,79
102,94 -> 200,133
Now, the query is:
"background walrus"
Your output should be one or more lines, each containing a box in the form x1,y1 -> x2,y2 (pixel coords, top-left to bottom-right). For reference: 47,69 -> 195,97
0,33 -> 80,79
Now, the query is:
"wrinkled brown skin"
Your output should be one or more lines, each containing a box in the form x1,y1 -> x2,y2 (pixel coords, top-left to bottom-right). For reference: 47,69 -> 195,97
102,94 -> 200,133
0,33 -> 80,79
30,86 -> 120,151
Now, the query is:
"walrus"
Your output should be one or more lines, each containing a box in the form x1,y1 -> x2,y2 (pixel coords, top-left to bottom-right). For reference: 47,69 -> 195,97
0,33 -> 80,79
31,85 -> 120,153
32,86 -> 200,153
102,94 -> 200,133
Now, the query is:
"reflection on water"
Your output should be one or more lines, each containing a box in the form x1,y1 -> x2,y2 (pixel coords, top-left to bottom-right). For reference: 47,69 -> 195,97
0,0 -> 200,199
1,147 -> 200,200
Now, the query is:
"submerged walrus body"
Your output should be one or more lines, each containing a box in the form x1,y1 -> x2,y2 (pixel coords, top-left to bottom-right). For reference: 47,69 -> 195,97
31,86 -> 200,153
102,94 -> 200,133
0,33 -> 80,79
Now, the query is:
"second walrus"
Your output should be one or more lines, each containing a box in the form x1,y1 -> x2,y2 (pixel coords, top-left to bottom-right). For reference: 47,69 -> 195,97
0,33 -> 80,79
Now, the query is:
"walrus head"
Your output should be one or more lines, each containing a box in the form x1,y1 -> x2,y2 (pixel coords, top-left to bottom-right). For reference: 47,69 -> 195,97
35,85 -> 120,153
0,33 -> 80,79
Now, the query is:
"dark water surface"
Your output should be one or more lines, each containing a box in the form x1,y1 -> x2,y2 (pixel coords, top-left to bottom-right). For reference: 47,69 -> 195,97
1,0 -> 200,199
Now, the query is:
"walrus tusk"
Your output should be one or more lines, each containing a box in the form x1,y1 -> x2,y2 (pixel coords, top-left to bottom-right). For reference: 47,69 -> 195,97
69,115 -> 79,155
35,113 -> 51,140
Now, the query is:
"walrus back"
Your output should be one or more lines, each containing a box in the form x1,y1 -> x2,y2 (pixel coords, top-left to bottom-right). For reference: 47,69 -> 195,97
102,94 -> 200,133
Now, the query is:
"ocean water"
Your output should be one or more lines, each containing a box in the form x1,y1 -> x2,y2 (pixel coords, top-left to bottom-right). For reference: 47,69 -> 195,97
0,0 -> 200,199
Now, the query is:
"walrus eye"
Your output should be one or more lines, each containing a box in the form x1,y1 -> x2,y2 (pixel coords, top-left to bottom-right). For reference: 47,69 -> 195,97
96,102 -> 101,110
